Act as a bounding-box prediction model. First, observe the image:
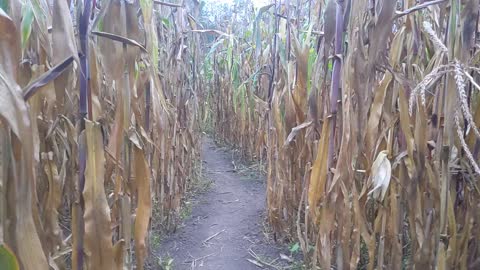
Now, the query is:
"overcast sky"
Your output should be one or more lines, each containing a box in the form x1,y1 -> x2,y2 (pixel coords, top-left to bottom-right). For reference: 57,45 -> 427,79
205,0 -> 271,8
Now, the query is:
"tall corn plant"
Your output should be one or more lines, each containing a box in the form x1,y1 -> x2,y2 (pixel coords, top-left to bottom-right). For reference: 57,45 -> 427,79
204,0 -> 480,269
0,0 -> 201,269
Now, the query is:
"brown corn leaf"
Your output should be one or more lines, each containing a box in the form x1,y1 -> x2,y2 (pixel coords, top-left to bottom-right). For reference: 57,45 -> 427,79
52,0 -> 77,63
98,0 -> 125,82
42,152 -> 63,252
51,0 -> 77,112
397,84 -> 416,175
113,240 -> 125,270
323,0 -> 336,48
284,121 -> 312,147
71,201 -> 84,270
133,146 -> 152,270
366,73 -> 392,159
92,31 -> 147,53
292,35 -> 308,123
120,195 -> 132,267
106,88 -> 124,188
308,118 -> 330,216
83,120 -> 114,270
0,11 -> 26,139
0,11 -> 48,269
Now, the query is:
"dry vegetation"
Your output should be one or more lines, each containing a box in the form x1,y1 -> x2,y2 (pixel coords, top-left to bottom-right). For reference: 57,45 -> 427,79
2,0 -> 480,269
0,0 -> 202,269
206,0 -> 480,269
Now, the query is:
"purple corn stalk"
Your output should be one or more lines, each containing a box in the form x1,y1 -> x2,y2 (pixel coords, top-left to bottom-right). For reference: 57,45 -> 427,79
145,80 -> 151,131
327,0 -> 344,185
77,0 -> 92,269
79,0 -> 92,126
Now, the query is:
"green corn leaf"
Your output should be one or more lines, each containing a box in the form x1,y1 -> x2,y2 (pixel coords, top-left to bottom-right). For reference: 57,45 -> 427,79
0,0 -> 8,13
161,17 -> 170,28
98,18 -> 104,32
244,29 -> 252,39
139,0 -> 152,19
231,59 -> 240,89
327,59 -> 333,72
30,0 -> 48,43
227,37 -> 233,70
134,61 -> 139,81
0,244 -> 19,270
205,38 -> 224,60
253,3 -> 274,59
21,2 -> 34,50
307,47 -> 317,93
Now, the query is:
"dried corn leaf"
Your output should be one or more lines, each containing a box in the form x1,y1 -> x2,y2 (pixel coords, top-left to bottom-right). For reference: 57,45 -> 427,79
83,120 -> 114,270
308,118 -> 330,216
133,146 -> 152,270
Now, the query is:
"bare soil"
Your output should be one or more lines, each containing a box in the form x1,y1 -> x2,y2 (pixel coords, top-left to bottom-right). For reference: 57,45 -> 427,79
154,138 -> 295,270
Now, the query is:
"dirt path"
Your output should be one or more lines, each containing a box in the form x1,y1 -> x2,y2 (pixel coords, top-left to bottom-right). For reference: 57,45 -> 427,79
156,138 -> 289,269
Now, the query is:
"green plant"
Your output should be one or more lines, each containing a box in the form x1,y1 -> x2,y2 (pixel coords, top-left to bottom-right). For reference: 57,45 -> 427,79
289,242 -> 300,255
0,244 -> 19,270
158,255 -> 174,270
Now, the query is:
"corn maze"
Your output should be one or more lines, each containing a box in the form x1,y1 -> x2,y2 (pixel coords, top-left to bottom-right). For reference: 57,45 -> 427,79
2,0 -> 480,269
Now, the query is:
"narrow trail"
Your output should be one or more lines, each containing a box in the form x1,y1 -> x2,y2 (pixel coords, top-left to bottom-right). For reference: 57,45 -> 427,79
156,138 -> 286,269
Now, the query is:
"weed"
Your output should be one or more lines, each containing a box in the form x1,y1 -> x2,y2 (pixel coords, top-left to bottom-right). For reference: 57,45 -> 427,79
180,201 -> 192,220
150,233 -> 162,250
158,254 -> 174,270
289,242 -> 301,255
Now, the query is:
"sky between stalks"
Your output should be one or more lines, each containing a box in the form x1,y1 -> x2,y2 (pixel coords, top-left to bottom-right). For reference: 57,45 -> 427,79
206,0 -> 271,8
